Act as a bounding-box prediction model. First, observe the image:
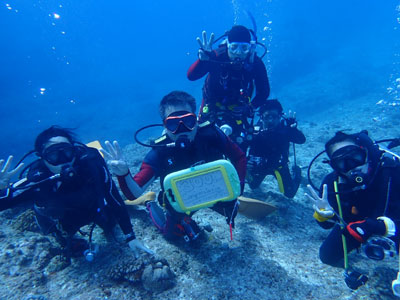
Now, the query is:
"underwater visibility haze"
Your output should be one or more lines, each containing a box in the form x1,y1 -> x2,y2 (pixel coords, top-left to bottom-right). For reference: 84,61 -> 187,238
1,0 -> 398,158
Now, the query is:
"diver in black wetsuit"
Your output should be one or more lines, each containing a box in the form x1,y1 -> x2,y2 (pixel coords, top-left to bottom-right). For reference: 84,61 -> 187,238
246,99 -> 305,198
306,131 -> 400,267
101,91 -> 246,242
187,25 -> 270,150
0,126 -> 152,259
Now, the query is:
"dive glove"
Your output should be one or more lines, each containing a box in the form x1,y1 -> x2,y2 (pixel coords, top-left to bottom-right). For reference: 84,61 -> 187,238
197,30 -> 214,61
0,156 -> 24,190
247,155 -> 262,168
345,218 -> 386,243
100,140 -> 129,176
126,233 -> 155,258
285,110 -> 297,128
306,184 -> 335,220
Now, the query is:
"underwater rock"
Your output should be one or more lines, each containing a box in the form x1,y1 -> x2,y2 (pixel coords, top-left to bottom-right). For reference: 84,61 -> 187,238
35,247 -> 55,270
44,255 -> 70,274
0,235 -> 57,278
12,209 -> 39,233
367,266 -> 398,299
107,257 -> 146,283
141,257 -> 175,292
107,256 -> 175,292
31,269 -> 47,287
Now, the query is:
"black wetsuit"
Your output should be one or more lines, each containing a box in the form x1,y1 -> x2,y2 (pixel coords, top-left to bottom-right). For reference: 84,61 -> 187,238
118,123 -> 246,240
187,45 -> 270,150
0,146 -> 134,244
246,121 -> 306,198
317,151 -> 400,267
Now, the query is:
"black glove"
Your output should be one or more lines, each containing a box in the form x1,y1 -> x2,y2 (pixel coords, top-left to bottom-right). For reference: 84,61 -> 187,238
247,155 -> 262,167
286,117 -> 297,128
345,218 -> 386,243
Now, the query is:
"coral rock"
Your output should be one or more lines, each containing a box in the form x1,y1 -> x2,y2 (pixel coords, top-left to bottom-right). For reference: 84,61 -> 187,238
141,257 -> 175,292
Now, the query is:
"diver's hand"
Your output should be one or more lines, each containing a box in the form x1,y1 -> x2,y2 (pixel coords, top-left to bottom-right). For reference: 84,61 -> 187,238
345,219 -> 386,243
196,30 -> 215,61
0,156 -> 24,189
286,110 -> 297,128
305,184 -> 334,218
100,141 -> 129,176
128,239 -> 155,258
247,155 -> 262,168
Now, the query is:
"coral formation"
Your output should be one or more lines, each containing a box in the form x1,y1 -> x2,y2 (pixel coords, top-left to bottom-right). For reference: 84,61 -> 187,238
12,210 -> 39,233
108,256 -> 175,292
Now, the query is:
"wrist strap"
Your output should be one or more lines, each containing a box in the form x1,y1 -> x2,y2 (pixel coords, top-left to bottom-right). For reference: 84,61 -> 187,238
313,210 -> 334,222
378,216 -> 396,237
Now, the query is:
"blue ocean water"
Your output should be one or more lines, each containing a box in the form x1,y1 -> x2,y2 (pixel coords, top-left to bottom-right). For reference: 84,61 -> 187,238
0,0 -> 399,160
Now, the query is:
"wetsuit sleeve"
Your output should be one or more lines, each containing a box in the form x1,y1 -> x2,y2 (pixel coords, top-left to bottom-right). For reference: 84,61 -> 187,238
0,179 -> 35,211
187,50 -> 217,81
117,150 -> 158,200
288,127 -> 306,144
250,57 -> 270,109
94,152 -> 134,236
107,174 -> 134,235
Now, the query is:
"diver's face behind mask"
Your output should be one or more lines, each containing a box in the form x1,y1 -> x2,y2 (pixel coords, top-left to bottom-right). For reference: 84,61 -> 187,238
163,105 -> 198,144
329,142 -> 370,185
41,136 -> 76,174
227,42 -> 251,61
261,109 -> 281,130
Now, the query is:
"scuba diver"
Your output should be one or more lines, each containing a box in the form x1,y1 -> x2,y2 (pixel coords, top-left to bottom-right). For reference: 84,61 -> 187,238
0,126 -> 152,261
101,91 -> 246,242
187,25 -> 270,150
246,99 -> 305,198
306,130 -> 400,290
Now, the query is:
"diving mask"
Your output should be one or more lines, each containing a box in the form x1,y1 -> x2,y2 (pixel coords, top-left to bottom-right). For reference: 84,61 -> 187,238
227,42 -> 251,54
42,142 -> 75,165
330,145 -> 367,174
261,111 -> 281,130
164,111 -> 197,134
